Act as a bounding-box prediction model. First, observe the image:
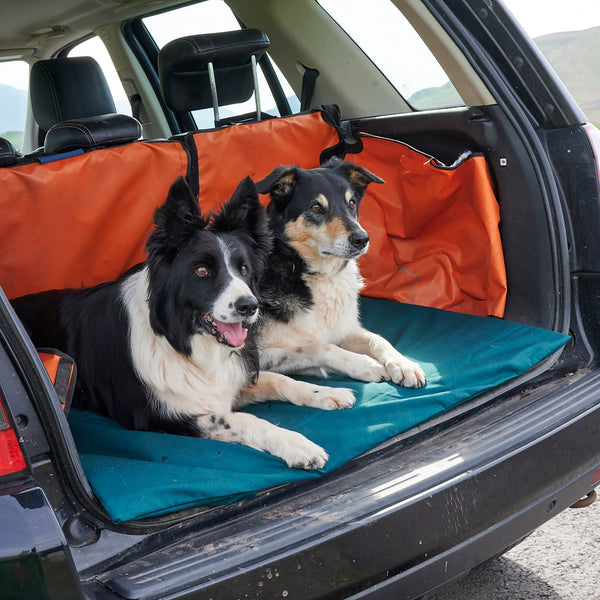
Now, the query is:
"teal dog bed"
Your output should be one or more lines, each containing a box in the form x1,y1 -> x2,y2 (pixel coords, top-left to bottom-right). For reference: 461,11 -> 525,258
68,298 -> 570,522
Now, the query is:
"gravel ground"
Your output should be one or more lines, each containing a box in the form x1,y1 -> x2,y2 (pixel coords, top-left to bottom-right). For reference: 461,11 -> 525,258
430,490 -> 600,600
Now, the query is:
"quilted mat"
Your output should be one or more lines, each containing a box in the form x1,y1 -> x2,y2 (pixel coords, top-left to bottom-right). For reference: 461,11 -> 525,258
68,298 -> 570,522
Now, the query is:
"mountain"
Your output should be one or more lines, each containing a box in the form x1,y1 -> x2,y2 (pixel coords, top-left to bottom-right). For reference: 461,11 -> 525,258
408,81 -> 463,110
535,26 -> 600,126
409,27 -> 600,125
0,83 -> 27,138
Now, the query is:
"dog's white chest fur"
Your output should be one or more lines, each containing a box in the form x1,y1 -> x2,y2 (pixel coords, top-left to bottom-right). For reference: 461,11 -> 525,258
121,269 -> 249,416
262,260 -> 363,347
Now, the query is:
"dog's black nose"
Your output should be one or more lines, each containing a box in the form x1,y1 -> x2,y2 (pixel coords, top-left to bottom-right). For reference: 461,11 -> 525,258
234,296 -> 258,317
349,231 -> 369,250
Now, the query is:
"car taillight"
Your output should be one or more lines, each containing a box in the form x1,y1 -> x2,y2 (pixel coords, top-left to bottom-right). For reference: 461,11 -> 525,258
0,396 -> 26,476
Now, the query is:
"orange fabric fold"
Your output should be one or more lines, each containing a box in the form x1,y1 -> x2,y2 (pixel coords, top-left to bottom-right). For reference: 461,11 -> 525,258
352,135 -> 506,317
39,352 -> 60,383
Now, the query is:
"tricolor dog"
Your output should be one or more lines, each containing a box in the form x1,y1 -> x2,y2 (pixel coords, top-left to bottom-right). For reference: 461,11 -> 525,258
256,158 -> 426,388
12,176 -> 355,469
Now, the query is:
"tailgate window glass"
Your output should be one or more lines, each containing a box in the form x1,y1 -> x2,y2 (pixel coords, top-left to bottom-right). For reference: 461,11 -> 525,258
143,0 -> 300,128
318,0 -> 464,110
0,60 -> 29,150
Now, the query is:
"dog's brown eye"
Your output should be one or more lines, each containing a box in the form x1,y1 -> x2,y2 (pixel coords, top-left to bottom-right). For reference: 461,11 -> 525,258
348,198 -> 356,209
240,264 -> 248,275
196,266 -> 209,277
310,202 -> 323,213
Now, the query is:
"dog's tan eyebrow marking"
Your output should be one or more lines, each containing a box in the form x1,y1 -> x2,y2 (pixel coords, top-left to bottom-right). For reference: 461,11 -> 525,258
345,189 -> 354,204
315,193 -> 329,209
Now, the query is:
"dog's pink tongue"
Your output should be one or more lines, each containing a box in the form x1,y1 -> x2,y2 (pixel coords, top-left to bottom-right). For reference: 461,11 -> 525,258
215,321 -> 248,347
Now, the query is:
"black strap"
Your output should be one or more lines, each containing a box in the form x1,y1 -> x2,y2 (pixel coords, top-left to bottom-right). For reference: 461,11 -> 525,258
318,105 -> 364,164
130,93 -> 143,122
300,67 -> 320,112
38,348 -> 77,415
182,132 -> 200,198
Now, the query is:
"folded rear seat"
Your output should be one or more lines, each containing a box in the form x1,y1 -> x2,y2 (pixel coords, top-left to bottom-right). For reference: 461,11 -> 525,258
3,39 -> 507,317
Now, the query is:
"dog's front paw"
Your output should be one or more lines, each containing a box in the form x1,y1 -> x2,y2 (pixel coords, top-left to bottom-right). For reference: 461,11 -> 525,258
346,355 -> 390,383
277,430 -> 329,470
386,357 -> 426,388
305,385 -> 356,410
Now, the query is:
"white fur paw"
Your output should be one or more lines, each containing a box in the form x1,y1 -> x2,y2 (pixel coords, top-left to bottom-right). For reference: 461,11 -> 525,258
304,385 -> 356,410
385,357 -> 427,388
346,355 -> 390,383
277,430 -> 329,470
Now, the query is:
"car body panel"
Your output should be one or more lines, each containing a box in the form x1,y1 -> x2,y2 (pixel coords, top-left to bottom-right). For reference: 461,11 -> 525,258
0,484 -> 83,600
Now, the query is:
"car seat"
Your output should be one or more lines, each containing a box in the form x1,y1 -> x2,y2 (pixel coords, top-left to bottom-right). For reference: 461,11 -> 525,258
29,56 -> 141,153
158,29 -> 271,128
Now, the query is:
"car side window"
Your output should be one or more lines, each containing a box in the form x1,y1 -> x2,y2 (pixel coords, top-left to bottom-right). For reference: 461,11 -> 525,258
0,60 -> 29,150
318,0 -> 464,110
67,37 -> 132,116
142,0 -> 300,129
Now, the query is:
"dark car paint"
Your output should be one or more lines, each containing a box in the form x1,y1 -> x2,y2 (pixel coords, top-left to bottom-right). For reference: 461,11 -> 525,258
0,485 -> 83,600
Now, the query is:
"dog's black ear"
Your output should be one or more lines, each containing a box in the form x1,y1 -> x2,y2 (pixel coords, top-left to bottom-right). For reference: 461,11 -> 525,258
323,158 -> 385,194
147,176 -> 207,260
212,177 -> 273,270
212,176 -> 260,230
256,166 -> 299,209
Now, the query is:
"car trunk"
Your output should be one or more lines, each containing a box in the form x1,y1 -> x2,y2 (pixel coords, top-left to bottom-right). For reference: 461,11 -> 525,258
62,103 -> 596,598
1,1 -> 597,595
0,97 -> 577,525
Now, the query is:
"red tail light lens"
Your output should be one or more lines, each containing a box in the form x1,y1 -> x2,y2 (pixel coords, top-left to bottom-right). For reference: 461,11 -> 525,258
0,398 -> 26,476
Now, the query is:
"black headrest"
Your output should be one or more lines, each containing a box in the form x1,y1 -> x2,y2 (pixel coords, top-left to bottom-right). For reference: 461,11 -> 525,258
30,57 -> 117,130
0,136 -> 19,166
44,114 -> 142,154
158,29 -> 270,111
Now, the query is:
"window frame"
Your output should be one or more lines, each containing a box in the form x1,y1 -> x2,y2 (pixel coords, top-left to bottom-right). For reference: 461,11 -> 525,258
316,0 -> 465,112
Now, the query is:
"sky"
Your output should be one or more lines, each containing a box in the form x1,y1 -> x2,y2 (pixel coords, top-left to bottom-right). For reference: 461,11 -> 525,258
502,0 -> 600,37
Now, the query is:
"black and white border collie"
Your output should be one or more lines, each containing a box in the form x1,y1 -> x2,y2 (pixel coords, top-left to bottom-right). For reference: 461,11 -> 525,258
255,158 -> 427,388
12,176 -> 355,469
